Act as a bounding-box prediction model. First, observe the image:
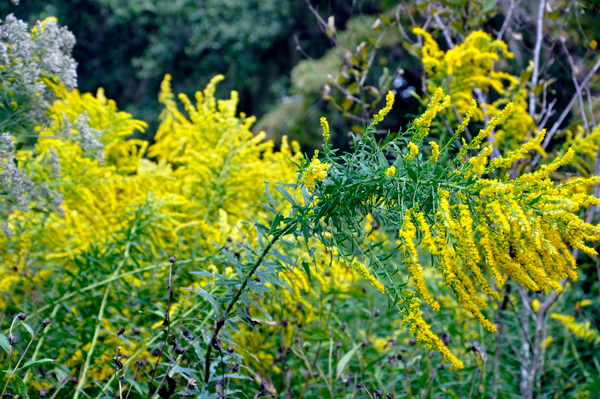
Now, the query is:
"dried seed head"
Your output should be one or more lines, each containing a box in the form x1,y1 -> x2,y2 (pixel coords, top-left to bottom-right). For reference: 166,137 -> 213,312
336,340 -> 342,348
374,389 -> 382,398
280,318 -> 288,328
16,312 -> 26,321
169,255 -> 176,263
361,341 -> 369,347
42,317 -> 51,327
8,334 -> 17,346
182,329 -> 194,340
174,346 -> 186,354
357,383 -> 364,393
2,393 -> 13,398
296,303 -> 304,311
428,350 -> 434,358
340,322 -> 348,331
386,394 -> 394,399
374,309 -> 381,317
227,345 -> 234,354
113,357 -> 123,370
231,364 -> 239,372
409,339 -> 417,346
437,363 -> 445,370
118,375 -> 125,381
39,388 -> 47,398
117,327 -> 126,336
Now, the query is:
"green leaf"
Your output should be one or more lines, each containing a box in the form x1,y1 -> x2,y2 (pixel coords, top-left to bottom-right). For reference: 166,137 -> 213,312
20,322 -> 34,338
336,343 -> 361,379
18,358 -> 57,371
304,328 -> 329,342
529,194 -> 543,205
406,168 -> 418,183
301,261 -> 312,282
12,374 -> 30,399
0,334 -> 10,355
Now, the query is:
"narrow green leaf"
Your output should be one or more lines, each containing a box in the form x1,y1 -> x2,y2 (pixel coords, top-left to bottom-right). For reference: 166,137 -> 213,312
301,261 -> 312,282
18,358 -> 57,371
336,343 -> 361,379
20,322 -> 34,338
13,374 -> 30,399
0,334 -> 10,354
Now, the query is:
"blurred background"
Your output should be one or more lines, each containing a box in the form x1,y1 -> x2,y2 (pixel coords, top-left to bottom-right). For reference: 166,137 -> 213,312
2,0 -> 599,153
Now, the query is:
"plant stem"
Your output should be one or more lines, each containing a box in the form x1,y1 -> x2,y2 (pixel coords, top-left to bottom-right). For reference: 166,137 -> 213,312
73,237 -> 134,399
203,220 -> 296,383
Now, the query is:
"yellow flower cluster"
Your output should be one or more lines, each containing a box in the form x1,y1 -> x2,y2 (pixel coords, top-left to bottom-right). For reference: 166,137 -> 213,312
412,87 -> 450,139
2,74 -> 309,378
404,142 -> 419,161
468,146 -> 491,175
384,166 -> 396,177
351,261 -> 385,294
412,28 -> 534,148
489,129 -> 546,169
399,210 -> 440,311
429,141 -> 440,163
372,91 -> 395,126
551,313 -> 600,345
398,294 -> 464,369
301,150 -> 331,189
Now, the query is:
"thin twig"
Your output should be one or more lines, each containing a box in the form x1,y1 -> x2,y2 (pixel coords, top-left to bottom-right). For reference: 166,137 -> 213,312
529,0 -> 547,118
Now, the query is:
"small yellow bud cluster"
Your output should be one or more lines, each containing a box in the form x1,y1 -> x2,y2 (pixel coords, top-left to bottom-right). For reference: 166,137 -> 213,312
403,142 -> 419,161
320,116 -> 330,144
352,262 -> 385,294
301,150 -> 331,189
384,166 -> 396,177
429,141 -> 440,163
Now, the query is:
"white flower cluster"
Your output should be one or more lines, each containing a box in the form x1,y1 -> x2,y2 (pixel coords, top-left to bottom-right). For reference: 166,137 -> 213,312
0,14 -> 77,132
57,111 -> 105,163
0,132 -> 63,232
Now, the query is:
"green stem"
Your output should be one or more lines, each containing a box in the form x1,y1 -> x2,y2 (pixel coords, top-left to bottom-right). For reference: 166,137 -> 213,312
203,220 -> 296,383
73,236 -> 134,399
23,304 -> 61,383
30,258 -> 206,318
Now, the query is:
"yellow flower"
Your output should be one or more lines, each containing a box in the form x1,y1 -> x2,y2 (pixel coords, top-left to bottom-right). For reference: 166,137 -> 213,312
301,151 -> 331,189
372,91 -> 395,126
404,142 -> 419,161
385,166 -> 396,177
429,141 -> 440,163
320,116 -> 330,143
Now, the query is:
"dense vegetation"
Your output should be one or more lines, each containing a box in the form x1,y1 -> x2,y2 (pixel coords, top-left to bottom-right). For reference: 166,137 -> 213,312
2,1 -> 600,398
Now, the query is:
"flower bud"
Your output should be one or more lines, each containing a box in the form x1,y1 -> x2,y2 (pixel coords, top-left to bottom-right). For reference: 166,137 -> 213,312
117,327 -> 126,336
16,312 -> 26,321
8,334 -> 17,346
42,317 -> 51,327
169,255 -> 176,263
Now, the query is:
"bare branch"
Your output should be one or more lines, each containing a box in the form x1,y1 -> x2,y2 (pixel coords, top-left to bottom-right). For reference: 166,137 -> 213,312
433,13 -> 455,49
539,55 -> 600,152
560,39 -> 590,134
396,5 -> 415,44
529,0 -> 547,118
497,0 -> 523,41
